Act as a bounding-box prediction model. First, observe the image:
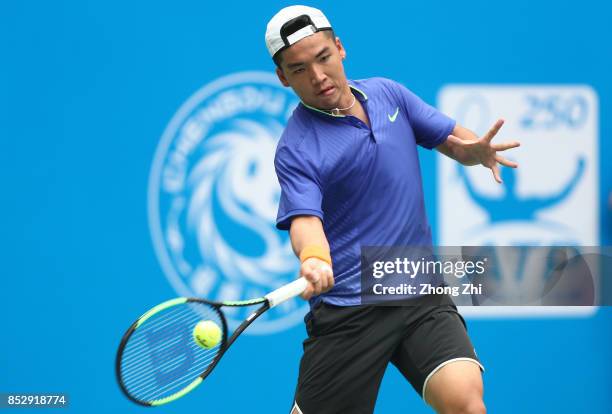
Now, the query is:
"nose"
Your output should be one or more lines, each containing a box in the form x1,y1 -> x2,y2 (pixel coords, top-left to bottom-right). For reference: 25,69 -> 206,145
310,64 -> 326,85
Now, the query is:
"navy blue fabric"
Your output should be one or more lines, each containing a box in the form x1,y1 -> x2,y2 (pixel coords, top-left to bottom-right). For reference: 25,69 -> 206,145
274,77 -> 455,305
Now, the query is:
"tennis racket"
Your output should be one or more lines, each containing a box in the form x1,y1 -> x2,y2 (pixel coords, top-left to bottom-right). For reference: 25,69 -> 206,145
115,277 -> 308,406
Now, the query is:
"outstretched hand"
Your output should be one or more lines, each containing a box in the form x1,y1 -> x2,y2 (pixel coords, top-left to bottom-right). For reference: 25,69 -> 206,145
446,119 -> 520,183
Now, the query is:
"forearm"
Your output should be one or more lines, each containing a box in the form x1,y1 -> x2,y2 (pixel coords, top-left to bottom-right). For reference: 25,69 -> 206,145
438,124 -> 481,166
289,215 -> 334,300
289,215 -> 330,257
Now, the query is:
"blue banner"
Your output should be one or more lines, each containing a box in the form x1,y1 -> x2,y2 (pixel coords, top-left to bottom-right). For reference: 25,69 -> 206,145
1,1 -> 610,413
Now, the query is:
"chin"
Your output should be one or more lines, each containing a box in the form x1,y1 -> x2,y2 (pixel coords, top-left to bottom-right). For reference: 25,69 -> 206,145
314,95 -> 340,110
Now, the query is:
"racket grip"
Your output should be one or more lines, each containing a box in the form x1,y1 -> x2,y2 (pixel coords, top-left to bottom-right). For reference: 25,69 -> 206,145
265,278 -> 308,308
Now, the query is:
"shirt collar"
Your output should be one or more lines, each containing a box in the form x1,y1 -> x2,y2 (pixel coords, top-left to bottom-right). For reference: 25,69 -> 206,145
300,82 -> 368,118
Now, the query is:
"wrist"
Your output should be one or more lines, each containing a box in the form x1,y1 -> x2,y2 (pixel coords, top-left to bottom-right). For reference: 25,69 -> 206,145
299,245 -> 332,266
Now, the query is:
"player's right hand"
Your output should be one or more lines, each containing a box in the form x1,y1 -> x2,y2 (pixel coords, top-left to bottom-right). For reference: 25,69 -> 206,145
300,257 -> 334,300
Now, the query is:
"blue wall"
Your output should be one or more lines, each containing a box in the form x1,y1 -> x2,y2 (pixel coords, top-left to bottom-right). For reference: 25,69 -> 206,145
1,1 -> 610,413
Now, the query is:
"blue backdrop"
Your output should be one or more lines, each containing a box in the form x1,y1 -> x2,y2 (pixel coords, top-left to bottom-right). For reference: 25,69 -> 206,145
1,1 -> 610,413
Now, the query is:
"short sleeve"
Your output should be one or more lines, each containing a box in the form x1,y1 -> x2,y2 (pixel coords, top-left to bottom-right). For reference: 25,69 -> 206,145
393,81 -> 456,149
274,144 -> 324,230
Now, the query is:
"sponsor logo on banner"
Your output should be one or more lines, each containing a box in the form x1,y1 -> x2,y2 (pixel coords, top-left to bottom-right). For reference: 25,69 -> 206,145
437,85 -> 599,317
149,72 -> 304,334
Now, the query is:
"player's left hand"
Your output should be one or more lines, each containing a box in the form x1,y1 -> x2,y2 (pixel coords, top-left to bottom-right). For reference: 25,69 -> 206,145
446,119 -> 520,183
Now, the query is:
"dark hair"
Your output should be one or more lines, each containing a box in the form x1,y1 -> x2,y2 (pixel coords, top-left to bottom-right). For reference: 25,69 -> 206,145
273,28 -> 335,68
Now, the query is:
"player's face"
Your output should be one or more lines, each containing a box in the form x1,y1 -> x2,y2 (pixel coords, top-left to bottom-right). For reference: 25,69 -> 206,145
276,31 -> 349,110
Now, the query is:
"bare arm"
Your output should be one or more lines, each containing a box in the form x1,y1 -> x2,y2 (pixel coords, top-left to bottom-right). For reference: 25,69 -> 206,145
436,119 -> 520,183
436,124 -> 482,166
289,216 -> 335,300
290,215 -> 330,256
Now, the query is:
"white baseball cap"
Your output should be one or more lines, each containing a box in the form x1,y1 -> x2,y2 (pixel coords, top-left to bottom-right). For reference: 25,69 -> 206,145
265,5 -> 332,59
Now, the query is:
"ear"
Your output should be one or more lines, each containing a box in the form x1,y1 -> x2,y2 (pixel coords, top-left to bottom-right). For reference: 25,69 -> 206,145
276,67 -> 290,87
335,37 -> 346,60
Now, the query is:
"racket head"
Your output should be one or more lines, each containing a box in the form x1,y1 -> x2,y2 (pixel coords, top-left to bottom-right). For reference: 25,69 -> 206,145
115,298 -> 228,406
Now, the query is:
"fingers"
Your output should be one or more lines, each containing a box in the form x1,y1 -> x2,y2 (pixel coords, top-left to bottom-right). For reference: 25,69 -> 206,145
300,265 -> 316,300
299,258 -> 334,300
321,264 -> 334,292
492,141 -> 520,151
495,154 -> 518,168
317,265 -> 330,292
300,283 -> 315,300
483,118 -> 504,143
491,163 -> 502,184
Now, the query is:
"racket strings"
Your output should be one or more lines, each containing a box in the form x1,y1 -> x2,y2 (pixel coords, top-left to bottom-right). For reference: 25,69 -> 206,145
119,301 -> 225,403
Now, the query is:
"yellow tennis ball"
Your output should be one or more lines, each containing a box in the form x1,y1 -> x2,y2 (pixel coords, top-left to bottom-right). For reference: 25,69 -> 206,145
193,320 -> 222,349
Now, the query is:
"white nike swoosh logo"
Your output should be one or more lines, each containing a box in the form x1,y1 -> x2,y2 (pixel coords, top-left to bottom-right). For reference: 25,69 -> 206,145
388,107 -> 399,122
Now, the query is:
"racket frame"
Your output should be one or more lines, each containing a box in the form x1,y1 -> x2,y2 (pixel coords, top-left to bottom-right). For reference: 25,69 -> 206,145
116,278 -> 306,406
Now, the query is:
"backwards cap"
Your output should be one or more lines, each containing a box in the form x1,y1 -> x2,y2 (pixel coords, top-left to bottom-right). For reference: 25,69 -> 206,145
265,5 -> 332,59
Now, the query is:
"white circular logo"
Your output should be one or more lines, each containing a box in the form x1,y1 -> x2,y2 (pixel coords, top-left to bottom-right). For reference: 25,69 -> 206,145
148,72 -> 306,334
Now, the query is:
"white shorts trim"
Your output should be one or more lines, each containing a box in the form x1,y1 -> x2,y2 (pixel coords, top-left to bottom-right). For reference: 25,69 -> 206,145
422,357 -> 485,404
291,401 -> 304,414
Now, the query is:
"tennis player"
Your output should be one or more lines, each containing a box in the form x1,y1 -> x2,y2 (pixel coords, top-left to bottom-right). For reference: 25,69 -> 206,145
266,6 -> 519,414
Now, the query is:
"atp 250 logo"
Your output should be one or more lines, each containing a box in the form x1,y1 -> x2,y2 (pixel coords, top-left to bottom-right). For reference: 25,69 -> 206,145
148,72 -> 306,334
437,85 -> 599,317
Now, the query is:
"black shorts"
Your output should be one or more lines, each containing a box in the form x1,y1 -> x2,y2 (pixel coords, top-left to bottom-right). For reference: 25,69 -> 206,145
291,295 -> 483,414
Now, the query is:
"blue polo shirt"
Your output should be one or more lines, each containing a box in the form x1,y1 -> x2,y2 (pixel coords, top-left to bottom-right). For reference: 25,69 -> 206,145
274,77 -> 455,306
